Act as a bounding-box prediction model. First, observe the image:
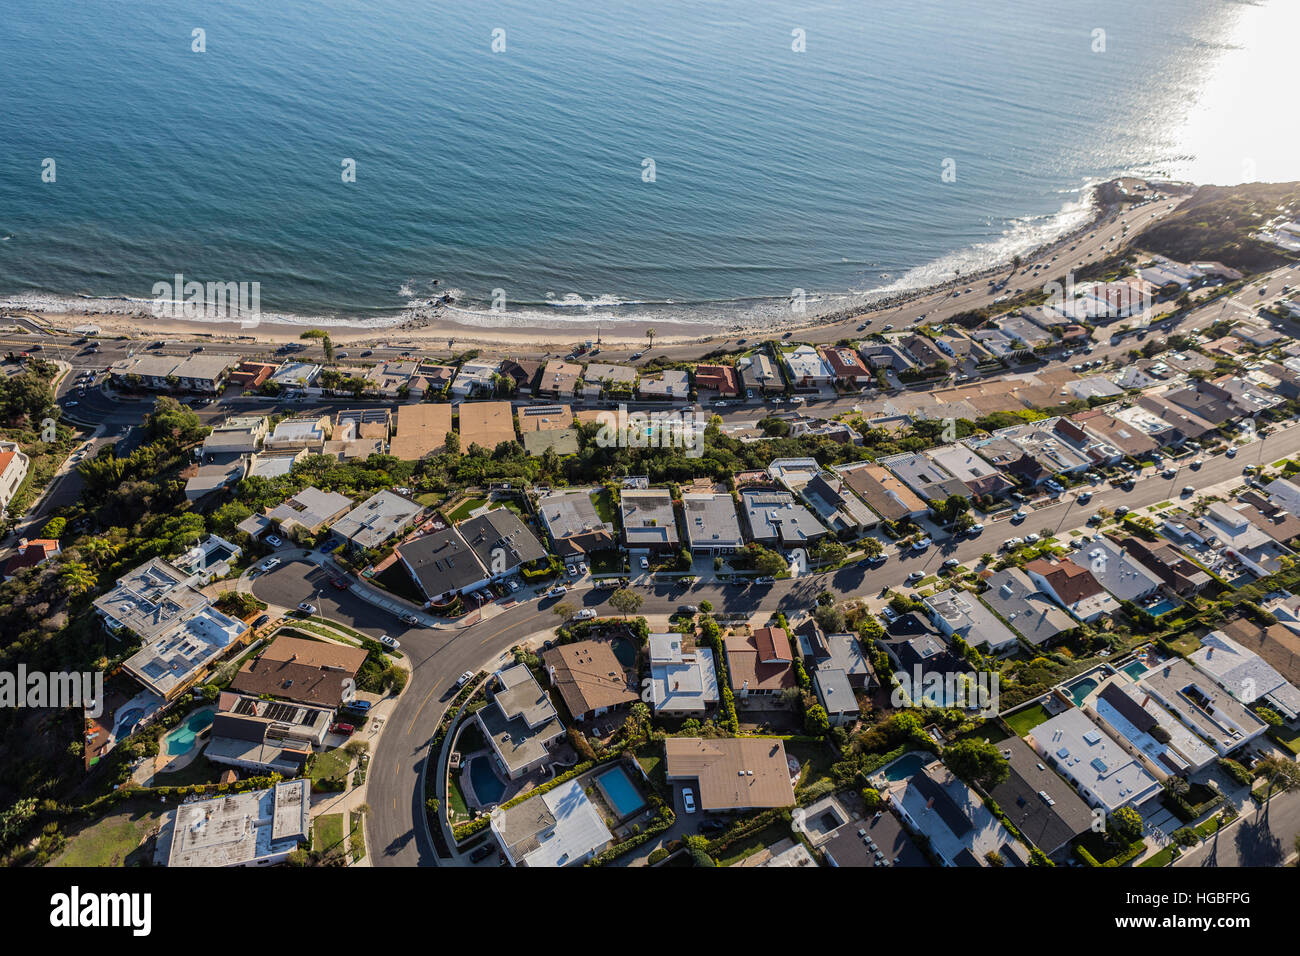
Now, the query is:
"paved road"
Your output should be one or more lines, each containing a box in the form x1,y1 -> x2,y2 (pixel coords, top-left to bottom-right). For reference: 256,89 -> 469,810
1176,789 -> 1300,868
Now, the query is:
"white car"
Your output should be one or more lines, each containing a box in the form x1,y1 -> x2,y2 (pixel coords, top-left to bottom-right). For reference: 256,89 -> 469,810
640,556 -> 649,570
297,603 -> 316,614
259,557 -> 280,572
968,523 -> 984,534
379,634 -> 400,650
455,670 -> 474,688
266,535 -> 283,547
790,396 -> 805,404
1024,533 -> 1040,545
911,537 -> 932,551
682,788 -> 697,814
573,608 -> 597,621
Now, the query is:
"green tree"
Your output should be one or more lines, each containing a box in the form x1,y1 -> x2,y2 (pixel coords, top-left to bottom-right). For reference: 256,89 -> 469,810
1109,806 -> 1144,844
40,516 -> 67,539
943,738 -> 1010,791
804,703 -> 831,736
444,430 -> 460,456
608,587 -> 643,619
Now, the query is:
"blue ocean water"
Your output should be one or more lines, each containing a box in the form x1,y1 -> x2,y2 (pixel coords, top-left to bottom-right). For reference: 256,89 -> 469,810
0,0 -> 1296,330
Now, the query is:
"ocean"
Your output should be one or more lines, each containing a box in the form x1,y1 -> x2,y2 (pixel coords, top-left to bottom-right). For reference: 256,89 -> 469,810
0,0 -> 1297,331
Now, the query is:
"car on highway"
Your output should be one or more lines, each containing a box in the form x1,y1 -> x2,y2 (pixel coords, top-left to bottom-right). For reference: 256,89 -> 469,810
330,722 -> 355,736
259,557 -> 280,572
790,396 -> 805,404
378,635 -> 400,650
547,584 -> 568,597
455,670 -> 475,689
360,349 -> 373,357
714,400 -> 728,408
573,608 -> 597,621
266,534 -> 282,547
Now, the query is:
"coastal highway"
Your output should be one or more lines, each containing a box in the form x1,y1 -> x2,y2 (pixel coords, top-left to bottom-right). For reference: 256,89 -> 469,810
249,419 -> 1300,867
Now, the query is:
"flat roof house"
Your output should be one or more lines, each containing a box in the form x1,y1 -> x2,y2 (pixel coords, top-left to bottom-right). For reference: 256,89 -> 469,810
989,736 -> 1094,858
477,663 -> 566,780
979,568 -> 1075,646
330,489 -> 421,551
620,488 -> 679,553
266,487 -> 354,538
1025,708 -> 1162,812
1091,675 -> 1217,775
542,640 -> 637,723
491,777 -> 611,867
122,604 -> 249,700
450,359 -> 501,398
535,489 -> 616,561
648,633 -> 719,714
833,460 -> 928,522
264,415 -> 330,453
229,635 -> 369,709
638,369 -> 690,401
664,737 -> 795,812
801,472 -> 880,535
682,492 -> 744,554
458,400 -> 517,452
1135,658 -> 1268,757
537,360 -> 583,398
93,557 -> 209,643
724,627 -> 797,696
740,489 -> 827,547
160,779 -> 310,867
923,587 -> 1019,656
396,527 -> 490,604
1201,501 -> 1294,578
389,403 -> 454,460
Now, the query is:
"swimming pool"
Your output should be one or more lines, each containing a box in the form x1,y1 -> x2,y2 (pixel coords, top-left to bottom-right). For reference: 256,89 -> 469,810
1068,677 -> 1098,707
467,755 -> 506,806
115,707 -> 144,738
1122,660 -> 1149,681
610,637 -> 636,669
1144,597 -> 1180,617
596,766 -> 646,817
164,709 -> 214,755
881,752 -> 931,782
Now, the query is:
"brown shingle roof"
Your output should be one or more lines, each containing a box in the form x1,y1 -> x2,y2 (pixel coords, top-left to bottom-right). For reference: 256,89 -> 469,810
664,737 -> 795,811
229,636 -> 368,709
541,640 -> 637,718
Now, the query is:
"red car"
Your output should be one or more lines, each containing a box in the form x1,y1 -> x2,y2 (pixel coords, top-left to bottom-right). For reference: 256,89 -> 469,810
332,577 -> 350,590
331,722 -> 355,736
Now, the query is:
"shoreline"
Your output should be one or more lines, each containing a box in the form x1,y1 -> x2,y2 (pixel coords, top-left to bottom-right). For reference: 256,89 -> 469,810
4,177 -> 1180,356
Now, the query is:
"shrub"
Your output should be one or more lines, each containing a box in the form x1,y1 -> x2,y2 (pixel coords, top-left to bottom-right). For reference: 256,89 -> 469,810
647,847 -> 669,865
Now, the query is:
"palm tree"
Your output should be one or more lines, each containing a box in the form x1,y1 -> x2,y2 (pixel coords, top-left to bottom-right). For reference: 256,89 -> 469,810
645,328 -> 656,351
1256,756 -> 1300,823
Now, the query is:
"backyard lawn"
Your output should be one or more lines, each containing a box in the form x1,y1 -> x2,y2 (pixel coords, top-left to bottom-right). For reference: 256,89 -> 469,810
448,497 -> 487,522
784,738 -> 836,792
310,748 -> 353,787
1165,632 -> 1203,657
714,822 -> 791,867
1003,703 -> 1051,738
592,489 -> 617,524
48,801 -> 164,867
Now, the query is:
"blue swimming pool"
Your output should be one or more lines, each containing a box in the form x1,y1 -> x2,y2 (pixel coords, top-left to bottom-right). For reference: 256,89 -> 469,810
116,707 -> 144,738
467,755 -> 506,806
1122,660 -> 1149,681
596,766 -> 646,817
164,709 -> 214,755
1068,677 -> 1098,707
1145,597 -> 1180,617
882,752 -> 931,782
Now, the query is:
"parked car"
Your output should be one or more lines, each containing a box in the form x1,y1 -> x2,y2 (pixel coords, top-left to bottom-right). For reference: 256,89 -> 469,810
1011,509 -> 1028,522
682,788 -> 697,814
1024,533 -> 1040,544
905,570 -> 924,583
259,557 -> 280,572
573,608 -> 597,621
332,577 -> 350,589
266,534 -> 283,547
252,614 -> 271,629
402,613 -> 420,625
297,603 -> 316,614
1226,446 -> 1237,458
547,584 -> 568,597
639,556 -> 649,570
456,670 -> 475,689
679,604 -> 699,614
344,699 -> 372,714
1076,491 -> 1092,504
330,722 -> 355,736
378,634 -> 400,649
941,558 -> 959,570
1182,486 -> 1195,496
469,844 -> 495,863
967,523 -> 984,534
1114,505 -> 1130,517
755,575 -> 776,584
911,537 -> 932,551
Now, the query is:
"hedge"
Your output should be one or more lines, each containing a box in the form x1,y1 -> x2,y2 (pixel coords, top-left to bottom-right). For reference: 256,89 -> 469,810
1077,838 -> 1145,868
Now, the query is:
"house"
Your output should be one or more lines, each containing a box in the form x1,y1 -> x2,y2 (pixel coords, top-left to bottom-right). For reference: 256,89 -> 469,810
266,487 -> 354,538
989,736 -> 1094,858
647,633 -> 719,714
1136,256 -> 1203,291
498,359 -> 541,395
1264,477 -> 1300,518
583,364 -> 638,392
620,489 -> 679,553
361,361 -> 413,397
93,557 -> 210,643
227,360 -> 277,389
204,691 -> 334,775
664,737 -> 795,811
833,461 -> 928,522
1134,658 -> 1267,758
229,635 -> 368,709
535,489 -> 616,561
491,778 -> 612,867
1066,375 -> 1124,403
820,799 -> 929,867
820,346 -> 873,384
2,537 -> 60,579
542,640 -> 637,723
875,452 -> 970,506
724,627 -> 796,696
1025,708 -> 1162,812
814,667 -> 859,725
993,313 -> 1052,350
330,489 -> 422,551
1119,536 -> 1212,596
923,588 -> 1019,656
971,328 -> 1024,360
740,489 -> 827,548
538,360 -> 583,398
638,369 -> 689,401
159,779 -> 309,867
801,472 -> 879,535
171,534 -> 242,584
859,342 -> 917,373
122,604 -> 249,700
924,443 -> 1015,499
458,401 -> 516,452
1234,492 -> 1300,545
271,361 -> 324,390
0,442 -> 30,518
1070,409 -> 1159,459
805,630 -> 875,689
1133,394 -> 1216,444
109,353 -> 238,392
390,403 -> 454,460
890,762 -> 1027,867
185,457 -> 249,501
1219,616 -> 1300,701
397,527 -> 490,603
737,353 -> 783,392
902,334 -> 948,370
265,415 -> 330,453
878,613 -> 972,707
767,457 -> 822,492
782,345 -> 832,387
477,663 -> 565,780
978,568 -> 1074,646
201,415 -> 268,457
457,508 -> 548,580
1077,537 -> 1163,604
1191,630 -> 1300,723
681,493 -> 744,554
450,359 -> 502,398
1091,676 -> 1217,775
693,364 -> 741,397
522,429 -> 579,457
981,420 -> 1092,483
1024,557 -> 1120,622
517,405 -> 574,435
1201,501 -> 1294,578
